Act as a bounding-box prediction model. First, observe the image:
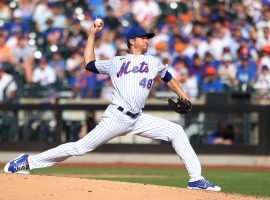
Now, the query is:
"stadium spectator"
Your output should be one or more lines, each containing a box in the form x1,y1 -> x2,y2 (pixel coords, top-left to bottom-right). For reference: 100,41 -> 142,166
153,41 -> 169,60
186,22 -> 205,58
0,1 -> 12,21
5,26 -> 23,48
32,0 -> 53,32
66,50 -> 83,74
42,22 -> 65,57
168,58 -> 187,82
32,56 -> 56,86
254,65 -> 270,98
113,0 -> 133,24
49,3 -> 67,29
243,0 -> 262,23
256,26 -> 270,50
235,55 -> 256,91
89,0 -> 106,19
237,39 -> 259,63
0,33 -> 13,65
180,12 -> 193,37
131,0 -> 160,28
48,51 -> 66,81
94,31 -> 116,60
197,31 -> 211,59
69,67 -> 97,98
179,67 -> 198,101
66,19 -> 87,52
258,45 -> 270,72
209,1 -> 234,23
16,0 -> 35,21
201,66 -> 224,93
255,7 -> 270,40
202,52 -> 220,70
217,53 -> 237,90
189,53 -> 205,82
5,9 -> 30,44
0,64 -> 17,103
207,121 -> 235,145
172,40 -> 190,67
12,35 -> 34,83
103,6 -> 121,29
200,30 -> 225,61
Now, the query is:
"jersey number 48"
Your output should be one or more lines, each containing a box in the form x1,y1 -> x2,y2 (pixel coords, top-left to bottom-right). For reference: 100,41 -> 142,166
139,78 -> 153,89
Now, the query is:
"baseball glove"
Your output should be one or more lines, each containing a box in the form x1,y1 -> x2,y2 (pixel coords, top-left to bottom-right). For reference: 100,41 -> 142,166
168,98 -> 192,114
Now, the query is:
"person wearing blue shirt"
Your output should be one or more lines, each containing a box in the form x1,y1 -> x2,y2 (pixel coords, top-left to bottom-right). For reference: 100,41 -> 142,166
202,52 -> 220,70
201,66 -> 224,93
235,55 -> 256,84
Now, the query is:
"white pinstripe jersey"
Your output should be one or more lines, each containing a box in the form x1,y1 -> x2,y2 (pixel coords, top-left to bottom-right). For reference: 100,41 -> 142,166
95,54 -> 167,113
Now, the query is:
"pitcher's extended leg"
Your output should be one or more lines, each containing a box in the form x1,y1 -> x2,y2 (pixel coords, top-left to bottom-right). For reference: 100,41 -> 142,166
130,113 -> 202,181
29,114 -> 130,169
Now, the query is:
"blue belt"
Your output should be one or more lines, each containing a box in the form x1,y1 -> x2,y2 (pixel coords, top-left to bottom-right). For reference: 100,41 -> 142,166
117,106 -> 140,119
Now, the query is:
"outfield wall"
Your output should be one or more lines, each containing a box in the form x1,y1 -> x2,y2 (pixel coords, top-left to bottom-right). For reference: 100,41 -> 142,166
1,96 -> 270,156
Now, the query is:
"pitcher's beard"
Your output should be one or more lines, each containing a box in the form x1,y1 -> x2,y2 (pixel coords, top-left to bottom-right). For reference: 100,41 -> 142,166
141,45 -> 148,53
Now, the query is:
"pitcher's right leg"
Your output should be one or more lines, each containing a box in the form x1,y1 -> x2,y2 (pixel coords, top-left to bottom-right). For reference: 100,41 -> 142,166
130,113 -> 202,180
129,113 -> 221,191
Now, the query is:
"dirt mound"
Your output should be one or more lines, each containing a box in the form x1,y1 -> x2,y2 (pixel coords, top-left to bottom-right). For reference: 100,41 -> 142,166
0,173 -> 266,200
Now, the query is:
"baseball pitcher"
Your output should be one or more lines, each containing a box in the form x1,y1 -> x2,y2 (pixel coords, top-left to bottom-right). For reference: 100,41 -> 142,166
4,20 -> 221,192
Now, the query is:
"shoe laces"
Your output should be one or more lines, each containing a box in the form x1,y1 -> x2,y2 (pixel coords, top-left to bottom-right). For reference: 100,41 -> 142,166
14,159 -> 29,171
200,179 -> 214,187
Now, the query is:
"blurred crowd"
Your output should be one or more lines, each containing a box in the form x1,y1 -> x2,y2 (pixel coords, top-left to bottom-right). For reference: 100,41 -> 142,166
1,0 -> 270,104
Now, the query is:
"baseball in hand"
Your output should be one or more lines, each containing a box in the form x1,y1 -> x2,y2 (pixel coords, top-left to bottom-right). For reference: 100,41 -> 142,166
94,18 -> 103,27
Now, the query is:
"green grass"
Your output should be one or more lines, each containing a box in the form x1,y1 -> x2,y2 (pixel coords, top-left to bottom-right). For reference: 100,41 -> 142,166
30,166 -> 270,197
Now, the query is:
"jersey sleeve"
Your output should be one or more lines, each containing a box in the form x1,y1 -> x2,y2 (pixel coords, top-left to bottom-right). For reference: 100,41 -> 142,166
95,59 -> 112,74
157,60 -> 168,78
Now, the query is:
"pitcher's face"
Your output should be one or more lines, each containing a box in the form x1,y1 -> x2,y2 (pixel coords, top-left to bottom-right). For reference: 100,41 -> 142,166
131,36 -> 149,54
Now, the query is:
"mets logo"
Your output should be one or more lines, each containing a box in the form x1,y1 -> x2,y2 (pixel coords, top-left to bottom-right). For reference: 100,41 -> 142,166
117,61 -> 149,77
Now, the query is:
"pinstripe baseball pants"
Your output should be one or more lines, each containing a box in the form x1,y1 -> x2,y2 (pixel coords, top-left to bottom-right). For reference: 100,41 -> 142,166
28,104 -> 202,181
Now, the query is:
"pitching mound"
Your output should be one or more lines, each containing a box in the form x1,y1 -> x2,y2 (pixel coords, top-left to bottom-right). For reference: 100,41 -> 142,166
0,173 -> 265,200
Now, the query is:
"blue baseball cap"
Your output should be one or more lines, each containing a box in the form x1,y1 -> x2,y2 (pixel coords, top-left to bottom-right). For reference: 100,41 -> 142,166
126,26 -> 155,41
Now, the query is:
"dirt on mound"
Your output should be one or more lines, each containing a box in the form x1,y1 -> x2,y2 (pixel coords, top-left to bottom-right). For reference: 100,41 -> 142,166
0,173 -> 266,200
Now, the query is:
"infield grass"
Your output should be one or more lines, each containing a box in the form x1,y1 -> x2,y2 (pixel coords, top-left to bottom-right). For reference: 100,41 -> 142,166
28,166 -> 270,197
